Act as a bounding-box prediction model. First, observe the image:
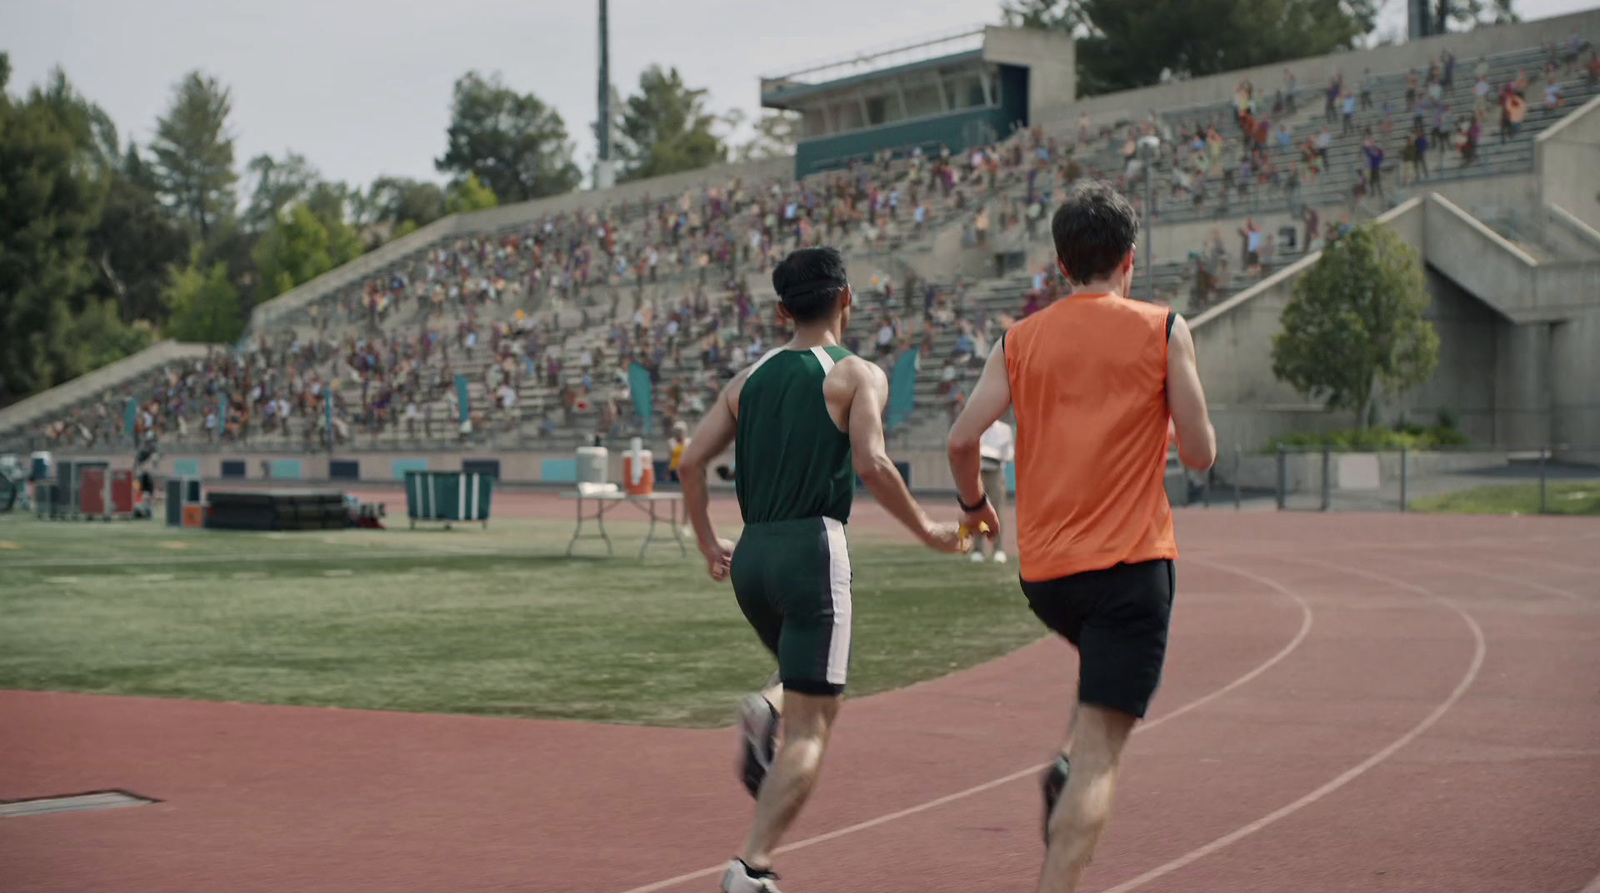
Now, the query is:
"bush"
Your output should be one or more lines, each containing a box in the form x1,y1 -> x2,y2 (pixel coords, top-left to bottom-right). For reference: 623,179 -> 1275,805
1265,423 -> 1470,452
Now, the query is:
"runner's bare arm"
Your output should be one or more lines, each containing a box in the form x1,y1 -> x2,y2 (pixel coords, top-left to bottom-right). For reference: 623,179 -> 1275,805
845,359 -> 961,553
1167,314 -> 1217,471
947,340 -> 1011,529
679,373 -> 745,580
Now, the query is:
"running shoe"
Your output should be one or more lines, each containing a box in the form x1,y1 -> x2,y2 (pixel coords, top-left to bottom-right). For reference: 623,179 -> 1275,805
738,693 -> 780,799
1042,754 -> 1070,843
721,859 -> 782,893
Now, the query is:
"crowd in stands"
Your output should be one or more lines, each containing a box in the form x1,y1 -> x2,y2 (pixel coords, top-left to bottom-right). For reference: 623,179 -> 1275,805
18,33 -> 1595,453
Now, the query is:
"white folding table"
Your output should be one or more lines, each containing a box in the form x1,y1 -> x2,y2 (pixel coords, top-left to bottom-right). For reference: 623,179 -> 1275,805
560,490 -> 687,559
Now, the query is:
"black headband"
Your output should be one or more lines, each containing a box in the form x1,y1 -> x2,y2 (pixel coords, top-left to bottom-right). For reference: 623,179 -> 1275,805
778,276 -> 848,301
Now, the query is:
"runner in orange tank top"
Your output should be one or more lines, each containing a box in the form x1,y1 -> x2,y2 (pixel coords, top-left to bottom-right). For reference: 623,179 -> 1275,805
947,181 -> 1217,893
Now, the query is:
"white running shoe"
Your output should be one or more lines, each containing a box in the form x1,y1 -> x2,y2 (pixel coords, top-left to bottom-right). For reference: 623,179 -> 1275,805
970,550 -> 986,563
993,550 -> 1008,564
721,859 -> 782,893
737,694 -> 779,799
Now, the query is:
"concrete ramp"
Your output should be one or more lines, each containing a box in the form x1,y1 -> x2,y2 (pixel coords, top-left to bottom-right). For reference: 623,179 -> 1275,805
1424,194 -> 1600,324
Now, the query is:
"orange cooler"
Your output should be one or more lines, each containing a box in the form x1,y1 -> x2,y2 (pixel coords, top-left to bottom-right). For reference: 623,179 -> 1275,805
623,438 -> 654,496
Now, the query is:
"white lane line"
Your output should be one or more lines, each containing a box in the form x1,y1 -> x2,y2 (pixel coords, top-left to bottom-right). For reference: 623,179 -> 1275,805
1095,557 -> 1487,893
1385,553 -> 1587,602
611,561 -> 1314,893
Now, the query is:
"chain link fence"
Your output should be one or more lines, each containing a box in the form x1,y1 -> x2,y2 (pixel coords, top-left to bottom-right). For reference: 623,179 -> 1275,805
1238,445 -> 1600,514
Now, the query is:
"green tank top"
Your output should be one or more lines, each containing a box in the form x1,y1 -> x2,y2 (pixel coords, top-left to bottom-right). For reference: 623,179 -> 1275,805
735,345 -> 855,525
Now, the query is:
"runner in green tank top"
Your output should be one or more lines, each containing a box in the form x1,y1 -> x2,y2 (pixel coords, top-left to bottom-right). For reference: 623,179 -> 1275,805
679,247 -> 963,893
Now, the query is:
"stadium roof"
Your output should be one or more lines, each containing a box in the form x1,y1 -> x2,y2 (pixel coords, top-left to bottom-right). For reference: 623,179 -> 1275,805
759,26 -> 986,90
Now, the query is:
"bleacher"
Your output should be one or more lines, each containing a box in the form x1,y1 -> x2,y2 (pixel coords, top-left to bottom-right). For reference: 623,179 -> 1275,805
7,35 -> 1596,459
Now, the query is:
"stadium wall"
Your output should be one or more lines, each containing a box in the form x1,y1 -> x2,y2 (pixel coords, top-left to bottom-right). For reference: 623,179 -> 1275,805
1035,9 -> 1600,128
981,26 -> 1076,124
1536,95 -> 1600,234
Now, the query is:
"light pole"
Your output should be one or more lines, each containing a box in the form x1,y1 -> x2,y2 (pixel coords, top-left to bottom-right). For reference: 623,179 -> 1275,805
1137,135 -> 1160,302
595,0 -> 615,190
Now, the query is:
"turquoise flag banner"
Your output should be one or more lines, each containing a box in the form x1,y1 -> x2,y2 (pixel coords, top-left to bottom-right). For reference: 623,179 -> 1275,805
629,362 -> 653,428
324,384 -> 335,448
886,347 -> 920,432
124,397 -> 139,440
455,374 -> 471,424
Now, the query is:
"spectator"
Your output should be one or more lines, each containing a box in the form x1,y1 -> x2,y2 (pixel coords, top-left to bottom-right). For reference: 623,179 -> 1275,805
1545,79 -> 1566,109
953,326 -> 976,365
667,421 -> 690,483
875,317 -> 896,359
1362,137 -> 1386,201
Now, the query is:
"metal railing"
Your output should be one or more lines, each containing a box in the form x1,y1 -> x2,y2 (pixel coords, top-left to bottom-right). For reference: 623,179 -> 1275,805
1258,444 -> 1600,514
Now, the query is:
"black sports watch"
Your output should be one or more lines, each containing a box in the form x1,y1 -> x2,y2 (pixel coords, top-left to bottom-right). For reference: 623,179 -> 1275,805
956,492 -> 989,513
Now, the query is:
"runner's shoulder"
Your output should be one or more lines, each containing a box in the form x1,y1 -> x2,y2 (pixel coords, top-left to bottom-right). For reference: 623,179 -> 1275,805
832,353 -> 884,387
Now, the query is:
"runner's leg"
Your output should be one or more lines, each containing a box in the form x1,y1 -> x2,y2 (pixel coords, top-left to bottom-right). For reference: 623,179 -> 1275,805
738,691 -> 840,870
1039,704 -> 1137,893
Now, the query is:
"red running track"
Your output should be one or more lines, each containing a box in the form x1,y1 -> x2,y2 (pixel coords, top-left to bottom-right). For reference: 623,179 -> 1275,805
3,507 -> 1599,893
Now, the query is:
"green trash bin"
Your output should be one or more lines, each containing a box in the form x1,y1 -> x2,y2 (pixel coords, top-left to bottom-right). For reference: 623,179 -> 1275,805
404,470 -> 495,529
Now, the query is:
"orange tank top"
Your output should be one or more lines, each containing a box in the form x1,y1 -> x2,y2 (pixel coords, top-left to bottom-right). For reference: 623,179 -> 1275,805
1004,292 -> 1177,582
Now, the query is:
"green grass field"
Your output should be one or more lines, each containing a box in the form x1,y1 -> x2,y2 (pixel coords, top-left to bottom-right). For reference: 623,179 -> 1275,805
1411,481 -> 1600,516
0,515 -> 1041,727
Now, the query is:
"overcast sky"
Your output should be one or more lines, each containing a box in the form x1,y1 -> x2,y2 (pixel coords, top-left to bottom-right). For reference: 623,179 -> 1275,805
2,0 -> 1594,192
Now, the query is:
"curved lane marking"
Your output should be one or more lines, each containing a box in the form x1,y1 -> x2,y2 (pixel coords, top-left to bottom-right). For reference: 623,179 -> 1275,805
1094,556 -> 1486,892
612,559 -> 1314,893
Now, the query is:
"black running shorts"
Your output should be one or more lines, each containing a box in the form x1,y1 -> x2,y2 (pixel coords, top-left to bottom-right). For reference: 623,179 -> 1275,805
1021,559 -> 1176,718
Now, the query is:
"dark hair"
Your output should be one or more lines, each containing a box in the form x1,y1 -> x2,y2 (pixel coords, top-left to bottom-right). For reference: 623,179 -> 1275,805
771,247 -> 848,323
1050,181 -> 1139,284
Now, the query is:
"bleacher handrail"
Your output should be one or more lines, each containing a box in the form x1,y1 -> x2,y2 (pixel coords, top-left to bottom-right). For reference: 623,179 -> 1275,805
1428,193 -> 1540,268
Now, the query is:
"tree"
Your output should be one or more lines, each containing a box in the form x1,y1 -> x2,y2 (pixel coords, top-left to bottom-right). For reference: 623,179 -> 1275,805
89,159 -> 192,326
1003,0 -> 1380,96
26,72 -> 188,331
1271,224 -> 1439,427
71,300 -> 154,372
445,173 -> 499,214
361,176 -> 448,229
1434,0 -> 1519,33
243,151 -> 320,232
164,250 -> 245,343
150,71 -> 238,240
617,65 -> 727,181
734,111 -> 801,162
436,71 -> 582,202
252,202 -> 363,300
0,57 -> 108,405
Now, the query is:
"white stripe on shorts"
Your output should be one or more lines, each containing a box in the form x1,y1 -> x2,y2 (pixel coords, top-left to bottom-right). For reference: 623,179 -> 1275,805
822,516 -> 852,685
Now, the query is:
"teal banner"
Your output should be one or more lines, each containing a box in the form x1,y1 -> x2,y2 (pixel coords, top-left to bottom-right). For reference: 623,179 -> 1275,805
628,362 -> 653,428
124,398 -> 138,439
455,374 -> 470,424
324,383 -> 335,448
886,347 -> 920,432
